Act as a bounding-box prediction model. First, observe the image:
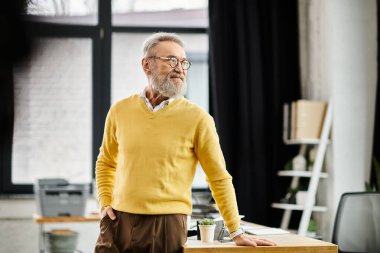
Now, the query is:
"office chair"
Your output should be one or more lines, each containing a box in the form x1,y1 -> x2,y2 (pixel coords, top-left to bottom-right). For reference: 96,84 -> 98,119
332,192 -> 380,253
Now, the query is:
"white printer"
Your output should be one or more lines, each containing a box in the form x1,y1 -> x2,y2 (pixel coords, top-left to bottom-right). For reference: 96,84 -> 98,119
34,178 -> 89,217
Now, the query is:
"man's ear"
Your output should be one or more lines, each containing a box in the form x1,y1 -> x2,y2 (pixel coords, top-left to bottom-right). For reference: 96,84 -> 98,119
142,58 -> 151,75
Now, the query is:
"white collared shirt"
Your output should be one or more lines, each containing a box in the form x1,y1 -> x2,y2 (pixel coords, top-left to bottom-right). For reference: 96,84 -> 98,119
140,88 -> 175,112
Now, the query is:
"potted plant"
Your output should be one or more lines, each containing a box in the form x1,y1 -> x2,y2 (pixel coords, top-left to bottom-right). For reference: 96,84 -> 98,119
198,218 -> 216,243
307,218 -> 318,238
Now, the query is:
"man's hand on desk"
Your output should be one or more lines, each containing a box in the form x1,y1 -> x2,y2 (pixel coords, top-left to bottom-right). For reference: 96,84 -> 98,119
232,233 -> 277,247
101,206 -> 116,220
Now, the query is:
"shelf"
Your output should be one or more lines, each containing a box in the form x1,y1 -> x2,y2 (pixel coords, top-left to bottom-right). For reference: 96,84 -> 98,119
278,101 -> 333,236
277,170 -> 328,178
271,203 -> 327,212
283,139 -> 331,145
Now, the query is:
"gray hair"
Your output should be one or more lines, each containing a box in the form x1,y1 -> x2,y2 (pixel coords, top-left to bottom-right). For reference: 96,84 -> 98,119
142,32 -> 184,57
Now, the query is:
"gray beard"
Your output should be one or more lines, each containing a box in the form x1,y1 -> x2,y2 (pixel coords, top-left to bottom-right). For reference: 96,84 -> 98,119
150,71 -> 187,98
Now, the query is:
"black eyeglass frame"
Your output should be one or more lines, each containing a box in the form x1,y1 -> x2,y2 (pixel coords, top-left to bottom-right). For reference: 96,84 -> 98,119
149,56 -> 192,70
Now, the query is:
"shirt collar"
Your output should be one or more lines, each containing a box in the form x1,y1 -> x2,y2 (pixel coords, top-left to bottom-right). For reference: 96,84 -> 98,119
140,87 -> 175,111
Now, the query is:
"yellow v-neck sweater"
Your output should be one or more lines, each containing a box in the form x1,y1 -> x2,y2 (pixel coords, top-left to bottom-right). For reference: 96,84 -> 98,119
96,94 -> 240,233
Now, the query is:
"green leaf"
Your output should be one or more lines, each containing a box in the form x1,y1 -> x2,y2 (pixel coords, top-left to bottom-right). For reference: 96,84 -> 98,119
308,219 -> 317,232
199,218 -> 215,225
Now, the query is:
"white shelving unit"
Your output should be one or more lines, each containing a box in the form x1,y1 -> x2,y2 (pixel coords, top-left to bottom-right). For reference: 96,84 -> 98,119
277,170 -> 328,178
272,203 -> 327,212
272,101 -> 333,236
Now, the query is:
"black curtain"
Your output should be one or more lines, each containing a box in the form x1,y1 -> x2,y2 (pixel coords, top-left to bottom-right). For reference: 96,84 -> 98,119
209,0 -> 301,226
371,0 -> 380,189
0,1 -> 30,193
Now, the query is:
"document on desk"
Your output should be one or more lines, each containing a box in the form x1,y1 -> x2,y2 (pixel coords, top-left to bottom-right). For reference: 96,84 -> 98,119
243,226 -> 290,235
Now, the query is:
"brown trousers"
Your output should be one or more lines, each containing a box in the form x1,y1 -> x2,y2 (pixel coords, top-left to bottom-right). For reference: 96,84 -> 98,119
94,209 -> 187,253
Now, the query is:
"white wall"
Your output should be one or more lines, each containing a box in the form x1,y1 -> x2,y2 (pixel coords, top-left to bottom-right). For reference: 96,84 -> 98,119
299,0 -> 377,240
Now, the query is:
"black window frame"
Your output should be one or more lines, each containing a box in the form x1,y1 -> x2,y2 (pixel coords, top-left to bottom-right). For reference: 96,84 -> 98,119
0,0 -> 208,195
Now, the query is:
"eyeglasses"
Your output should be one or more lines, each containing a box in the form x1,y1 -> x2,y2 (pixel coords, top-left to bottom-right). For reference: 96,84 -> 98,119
149,56 -> 192,70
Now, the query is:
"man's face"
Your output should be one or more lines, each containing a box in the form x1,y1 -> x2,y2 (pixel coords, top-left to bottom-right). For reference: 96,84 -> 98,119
148,41 -> 187,98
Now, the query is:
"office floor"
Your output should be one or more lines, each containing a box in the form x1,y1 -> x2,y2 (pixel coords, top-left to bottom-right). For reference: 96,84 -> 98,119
0,219 -> 38,253
0,218 -> 99,253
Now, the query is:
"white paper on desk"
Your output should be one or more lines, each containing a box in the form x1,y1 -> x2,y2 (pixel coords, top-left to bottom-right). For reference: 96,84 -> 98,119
244,228 -> 290,235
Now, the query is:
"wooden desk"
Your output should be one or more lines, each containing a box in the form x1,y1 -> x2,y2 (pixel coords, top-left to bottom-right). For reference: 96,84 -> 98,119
33,214 -> 100,253
34,214 -> 100,224
184,223 -> 337,253
34,216 -> 337,253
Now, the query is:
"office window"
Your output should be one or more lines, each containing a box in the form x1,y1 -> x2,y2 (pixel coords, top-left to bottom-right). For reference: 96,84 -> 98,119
2,0 -> 209,194
27,0 -> 98,25
186,52 -> 209,112
27,0 -> 98,16
112,0 -> 207,13
12,38 -> 92,184
111,33 -> 147,102
111,0 -> 208,27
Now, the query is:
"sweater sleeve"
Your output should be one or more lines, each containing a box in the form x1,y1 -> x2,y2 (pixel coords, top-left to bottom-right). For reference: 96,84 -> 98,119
95,107 -> 118,208
194,114 -> 240,233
